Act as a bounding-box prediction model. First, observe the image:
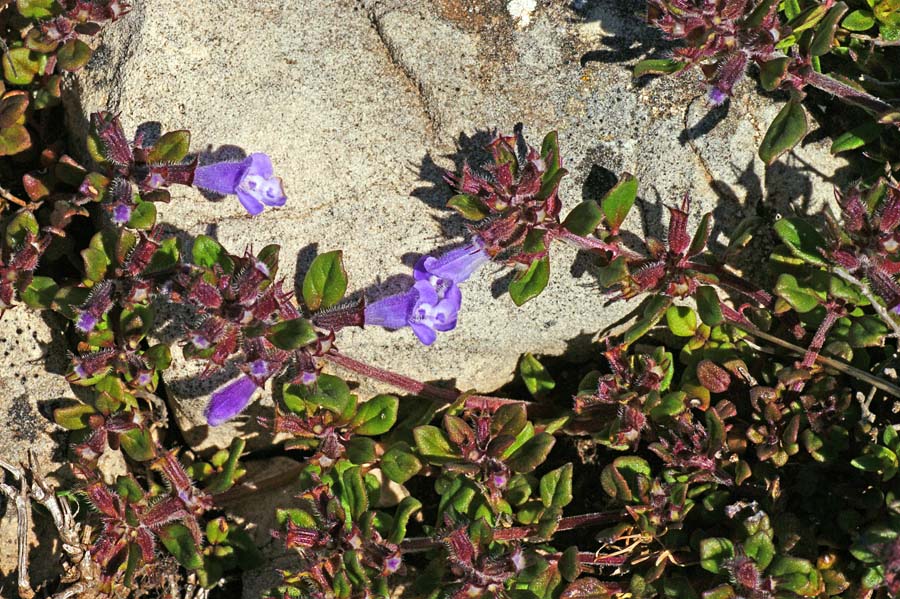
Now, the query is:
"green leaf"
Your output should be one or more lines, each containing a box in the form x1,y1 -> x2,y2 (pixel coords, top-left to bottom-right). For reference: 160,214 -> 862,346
746,0 -> 779,27
758,57 -> 788,91
744,531 -> 775,570
120,304 -> 155,345
787,4 -> 830,34
688,213 -> 712,257
3,48 -> 44,85
600,456 -> 651,503
830,120 -> 881,153
340,466 -> 369,520
539,463 -> 573,509
126,201 -> 157,230
597,255 -> 628,288
206,437 -> 245,494
885,425 -> 899,451
16,0 -> 58,19
256,244 -> 280,279
303,250 -> 348,311
448,194 -> 490,220
120,428 -> 157,462
541,130 -> 562,183
769,557 -> 815,593
5,210 -> 39,247
875,0 -> 900,27
810,2 -> 848,56
758,99 -> 808,165
381,442 -> 422,484
600,173 -> 638,232
783,0 -> 802,18
509,257 -> 550,307
53,403 -> 95,430
206,518 -> 229,545
520,353 -> 556,397
536,167 -> 568,201
699,537 -> 735,574
847,316 -> 889,347
624,294 -> 672,344
191,235 -> 232,271
649,391 -> 686,421
267,318 -> 317,350
283,374 -> 354,416
148,130 -> 191,163
159,524 -> 203,570
851,445 -> 898,477
562,200 -> 603,236
0,91 -> 29,129
345,436 -> 377,464
0,124 -> 31,156
21,276 -> 58,309
413,425 -> 458,461
665,305 -> 697,337
559,546 -> 580,583
81,247 -> 109,282
57,38 -> 93,71
351,394 -> 398,436
774,273 -> 823,313
633,58 -> 686,77
507,432 -> 555,473
773,217 -> 827,266
561,577 -> 617,598
843,9 -> 876,30
389,496 -> 422,544
144,237 -> 179,274
701,585 -> 736,599
145,343 -> 172,371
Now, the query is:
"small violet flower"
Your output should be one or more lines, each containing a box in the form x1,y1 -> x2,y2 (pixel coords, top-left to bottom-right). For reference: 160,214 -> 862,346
192,152 -> 286,216
413,238 -> 490,286
364,239 -> 487,346
365,278 -> 461,346
205,375 -> 260,427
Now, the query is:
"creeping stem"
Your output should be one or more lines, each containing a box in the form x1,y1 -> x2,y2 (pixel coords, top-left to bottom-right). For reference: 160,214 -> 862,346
323,351 -> 530,411
399,510 -> 628,553
802,69 -> 896,116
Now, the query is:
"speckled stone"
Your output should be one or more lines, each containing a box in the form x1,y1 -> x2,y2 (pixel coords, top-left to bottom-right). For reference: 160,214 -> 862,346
68,0 -> 849,452
0,309 -> 78,587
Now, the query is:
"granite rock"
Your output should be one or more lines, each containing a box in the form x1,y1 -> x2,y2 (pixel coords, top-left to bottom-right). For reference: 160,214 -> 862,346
0,309 -> 78,587
69,0 -> 849,451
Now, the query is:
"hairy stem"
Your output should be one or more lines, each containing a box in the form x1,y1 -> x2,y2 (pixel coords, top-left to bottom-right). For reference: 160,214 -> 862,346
323,351 -> 528,411
553,227 -> 640,259
728,319 -> 900,398
688,261 -> 775,309
399,510 -> 627,552
802,69 -> 895,115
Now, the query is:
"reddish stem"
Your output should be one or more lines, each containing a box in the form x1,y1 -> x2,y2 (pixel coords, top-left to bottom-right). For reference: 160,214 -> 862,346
323,351 -> 527,411
688,261 -> 774,309
802,69 -> 895,115
553,227 -> 644,261
788,308 -> 842,392
399,510 -> 627,552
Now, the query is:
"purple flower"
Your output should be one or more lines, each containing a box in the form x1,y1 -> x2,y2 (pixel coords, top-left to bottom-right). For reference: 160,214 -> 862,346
364,278 -> 462,346
193,153 -> 286,216
75,281 -> 114,334
75,311 -> 99,334
413,238 -> 490,286
708,86 -> 728,106
205,375 -> 260,426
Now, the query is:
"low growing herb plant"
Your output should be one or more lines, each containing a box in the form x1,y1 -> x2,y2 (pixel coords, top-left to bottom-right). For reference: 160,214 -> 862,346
0,1 -> 899,599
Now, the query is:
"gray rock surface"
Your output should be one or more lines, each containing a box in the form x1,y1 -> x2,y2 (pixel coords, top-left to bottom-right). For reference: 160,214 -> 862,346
0,310 -> 77,586
70,0 -> 849,451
